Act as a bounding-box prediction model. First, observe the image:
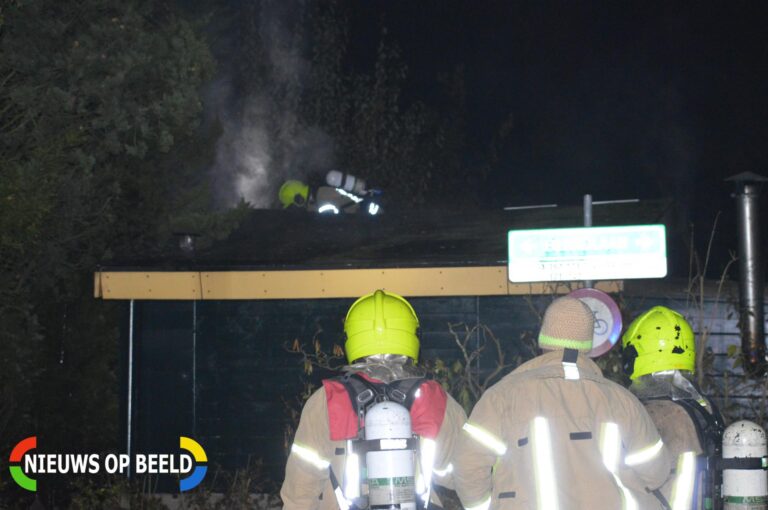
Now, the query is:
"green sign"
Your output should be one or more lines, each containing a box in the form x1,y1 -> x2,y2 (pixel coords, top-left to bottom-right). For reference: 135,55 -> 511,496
507,225 -> 667,282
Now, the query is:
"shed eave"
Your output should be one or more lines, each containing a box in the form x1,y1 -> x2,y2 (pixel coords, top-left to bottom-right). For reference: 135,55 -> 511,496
94,266 -> 623,300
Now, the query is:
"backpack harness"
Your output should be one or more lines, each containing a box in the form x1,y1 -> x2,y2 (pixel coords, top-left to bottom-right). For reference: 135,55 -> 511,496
328,373 -> 430,510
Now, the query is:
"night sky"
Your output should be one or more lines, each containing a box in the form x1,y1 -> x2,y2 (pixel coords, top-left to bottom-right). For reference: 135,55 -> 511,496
200,0 -> 768,275
353,2 -> 768,193
343,1 -> 768,274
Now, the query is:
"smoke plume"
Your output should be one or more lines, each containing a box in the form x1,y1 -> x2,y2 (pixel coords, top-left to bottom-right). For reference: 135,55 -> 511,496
205,0 -> 334,208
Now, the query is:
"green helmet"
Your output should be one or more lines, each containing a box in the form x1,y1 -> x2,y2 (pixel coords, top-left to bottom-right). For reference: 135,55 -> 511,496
344,290 -> 420,363
278,180 -> 309,208
622,306 -> 695,380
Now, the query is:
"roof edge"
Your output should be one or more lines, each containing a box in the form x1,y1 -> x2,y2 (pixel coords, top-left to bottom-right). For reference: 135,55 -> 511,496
94,267 -> 623,300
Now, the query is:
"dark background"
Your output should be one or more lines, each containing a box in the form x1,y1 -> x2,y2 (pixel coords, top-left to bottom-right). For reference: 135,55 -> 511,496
3,0 -> 768,506
365,1 -> 768,270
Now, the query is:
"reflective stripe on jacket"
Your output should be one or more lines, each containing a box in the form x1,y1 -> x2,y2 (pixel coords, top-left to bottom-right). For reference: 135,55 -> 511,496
644,399 -> 707,510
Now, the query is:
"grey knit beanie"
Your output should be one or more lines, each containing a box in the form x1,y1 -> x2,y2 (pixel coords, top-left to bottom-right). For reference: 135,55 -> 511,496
538,296 -> 594,351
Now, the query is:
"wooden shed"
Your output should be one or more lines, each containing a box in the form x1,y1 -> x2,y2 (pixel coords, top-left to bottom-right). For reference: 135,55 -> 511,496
95,200 -> 758,490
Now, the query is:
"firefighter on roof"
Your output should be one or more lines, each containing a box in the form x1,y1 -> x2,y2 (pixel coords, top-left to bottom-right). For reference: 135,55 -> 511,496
278,171 -> 381,215
453,296 -> 671,510
280,290 -> 466,510
623,306 -> 726,510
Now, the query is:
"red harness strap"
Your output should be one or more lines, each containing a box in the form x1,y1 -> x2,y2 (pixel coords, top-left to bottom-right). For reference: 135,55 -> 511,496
323,378 -> 359,441
323,375 -> 447,441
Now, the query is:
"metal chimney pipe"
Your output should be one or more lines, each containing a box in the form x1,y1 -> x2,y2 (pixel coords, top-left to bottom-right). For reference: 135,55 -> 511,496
727,172 -> 767,376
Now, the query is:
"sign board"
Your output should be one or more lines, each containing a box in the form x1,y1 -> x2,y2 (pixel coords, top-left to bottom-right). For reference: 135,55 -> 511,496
507,224 -> 667,282
568,288 -> 622,358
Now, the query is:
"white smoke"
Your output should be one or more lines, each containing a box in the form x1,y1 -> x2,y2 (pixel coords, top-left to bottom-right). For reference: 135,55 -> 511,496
211,94 -> 273,207
206,0 -> 333,208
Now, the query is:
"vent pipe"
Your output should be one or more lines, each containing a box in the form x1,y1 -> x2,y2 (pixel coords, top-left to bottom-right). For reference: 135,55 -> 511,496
727,172 -> 767,376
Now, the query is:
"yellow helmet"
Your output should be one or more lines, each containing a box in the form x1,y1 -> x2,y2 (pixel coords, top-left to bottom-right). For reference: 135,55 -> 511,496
278,180 -> 309,208
344,290 -> 420,363
622,306 -> 696,380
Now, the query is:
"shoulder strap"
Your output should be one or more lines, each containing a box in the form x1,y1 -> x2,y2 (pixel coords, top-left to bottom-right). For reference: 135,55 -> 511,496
673,398 -> 725,456
336,373 -> 428,416
388,377 -> 429,410
651,488 -> 671,510
337,373 -> 382,417
641,396 -> 724,454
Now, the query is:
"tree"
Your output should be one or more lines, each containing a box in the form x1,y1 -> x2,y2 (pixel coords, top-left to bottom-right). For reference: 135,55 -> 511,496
0,0 -> 217,504
303,0 -> 487,206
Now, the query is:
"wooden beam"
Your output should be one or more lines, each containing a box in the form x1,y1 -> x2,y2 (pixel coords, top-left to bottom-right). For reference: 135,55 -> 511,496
95,272 -> 203,300
95,267 -> 623,300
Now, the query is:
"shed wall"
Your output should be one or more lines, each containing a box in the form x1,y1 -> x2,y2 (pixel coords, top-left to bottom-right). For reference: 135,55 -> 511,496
125,292 -> 764,490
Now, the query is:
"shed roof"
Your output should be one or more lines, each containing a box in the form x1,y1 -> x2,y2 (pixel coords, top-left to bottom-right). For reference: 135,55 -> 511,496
94,199 -> 671,300
102,199 -> 673,271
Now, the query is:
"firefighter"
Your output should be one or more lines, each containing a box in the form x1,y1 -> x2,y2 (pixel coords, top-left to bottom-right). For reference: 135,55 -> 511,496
281,290 -> 467,510
278,171 -> 379,215
453,296 -> 672,510
622,306 -> 726,510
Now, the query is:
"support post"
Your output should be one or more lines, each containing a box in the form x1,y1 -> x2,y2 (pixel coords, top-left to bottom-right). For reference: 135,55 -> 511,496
584,194 -> 593,288
127,299 -> 135,478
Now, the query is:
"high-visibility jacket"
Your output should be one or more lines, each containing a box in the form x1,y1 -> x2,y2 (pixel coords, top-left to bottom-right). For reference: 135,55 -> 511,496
453,350 -> 672,510
281,374 -> 467,510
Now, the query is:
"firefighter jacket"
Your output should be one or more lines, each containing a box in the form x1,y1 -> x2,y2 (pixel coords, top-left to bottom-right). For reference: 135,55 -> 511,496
630,371 -> 725,510
453,350 -> 672,510
309,186 -> 361,214
643,398 -> 721,509
281,374 -> 467,510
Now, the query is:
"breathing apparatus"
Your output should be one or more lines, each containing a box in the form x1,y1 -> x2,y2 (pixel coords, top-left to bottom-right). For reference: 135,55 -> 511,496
338,374 -> 427,510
